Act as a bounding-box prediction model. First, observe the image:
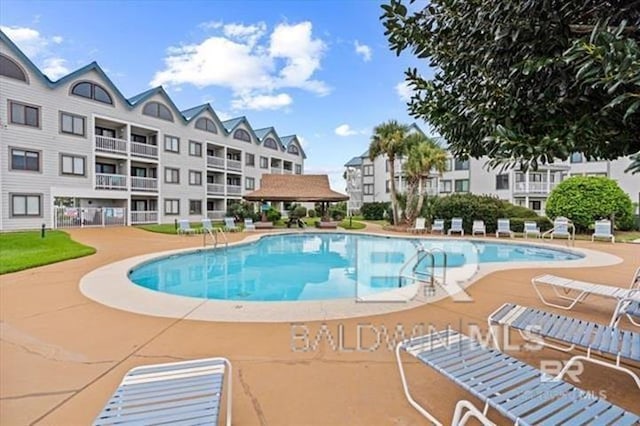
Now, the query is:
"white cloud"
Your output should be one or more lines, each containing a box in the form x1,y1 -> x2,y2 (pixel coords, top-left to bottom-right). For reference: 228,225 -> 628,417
152,21 -> 329,111
395,80 -> 413,102
42,57 -> 70,80
0,26 -> 48,57
51,35 -> 63,44
354,41 -> 372,62
335,124 -> 358,137
297,135 -> 308,148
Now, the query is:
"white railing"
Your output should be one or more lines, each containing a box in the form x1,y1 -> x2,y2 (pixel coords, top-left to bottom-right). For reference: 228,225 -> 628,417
515,182 -> 557,193
131,176 -> 158,191
227,159 -> 242,171
207,210 -> 226,220
130,142 -> 158,158
271,167 -> 282,174
54,206 -> 127,228
283,169 -> 293,174
95,135 -> 128,155
207,183 -> 225,194
95,173 -> 127,190
227,185 -> 242,195
207,156 -> 225,168
131,210 -> 158,224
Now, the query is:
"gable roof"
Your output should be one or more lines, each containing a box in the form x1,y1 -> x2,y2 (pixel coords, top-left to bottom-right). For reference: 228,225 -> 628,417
254,127 -> 286,151
280,135 -> 307,159
244,175 -> 348,202
344,156 -> 363,167
221,116 -> 261,143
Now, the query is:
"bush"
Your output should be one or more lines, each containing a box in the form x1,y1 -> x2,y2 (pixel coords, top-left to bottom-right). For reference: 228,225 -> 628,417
545,176 -> 635,232
508,217 -> 553,233
361,202 -> 391,220
330,207 -> 345,221
266,207 -> 281,223
292,206 -> 307,218
431,194 -> 505,233
226,202 -> 259,222
308,209 -> 316,218
501,203 -> 539,218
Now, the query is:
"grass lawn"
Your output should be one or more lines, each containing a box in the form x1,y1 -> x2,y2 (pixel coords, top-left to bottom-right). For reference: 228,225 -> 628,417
0,230 -> 96,274
338,219 -> 366,230
136,222 -> 226,234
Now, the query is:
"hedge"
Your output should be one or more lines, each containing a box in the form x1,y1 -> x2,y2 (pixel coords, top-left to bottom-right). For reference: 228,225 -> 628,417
507,217 -> 553,233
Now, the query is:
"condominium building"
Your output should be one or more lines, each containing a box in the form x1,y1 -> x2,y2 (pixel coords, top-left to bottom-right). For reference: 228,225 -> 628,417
345,125 -> 639,216
0,31 -> 306,231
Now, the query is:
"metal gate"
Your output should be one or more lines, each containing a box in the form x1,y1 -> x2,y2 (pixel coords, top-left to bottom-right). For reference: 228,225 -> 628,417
54,207 -> 127,228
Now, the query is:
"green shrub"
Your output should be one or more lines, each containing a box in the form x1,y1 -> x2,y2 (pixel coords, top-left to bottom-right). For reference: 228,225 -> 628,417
308,209 -> 316,218
545,176 -> 634,232
330,207 -> 345,221
501,203 -> 539,218
431,194 -> 504,233
266,207 -> 281,223
508,217 -> 553,233
292,206 -> 307,218
361,202 -> 391,220
226,202 -> 259,221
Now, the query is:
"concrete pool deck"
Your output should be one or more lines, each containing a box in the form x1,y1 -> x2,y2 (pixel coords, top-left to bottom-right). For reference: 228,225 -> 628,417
1,225 -> 639,425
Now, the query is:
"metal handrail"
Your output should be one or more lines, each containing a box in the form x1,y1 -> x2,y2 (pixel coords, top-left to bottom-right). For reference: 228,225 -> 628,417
202,227 -> 228,250
398,244 -> 448,291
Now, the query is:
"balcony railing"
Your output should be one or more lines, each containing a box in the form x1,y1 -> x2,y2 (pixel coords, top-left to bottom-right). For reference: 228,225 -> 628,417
130,142 -> 158,159
96,173 -> 127,190
131,176 -> 158,192
514,182 -> 557,194
227,185 -> 242,195
207,156 -> 225,168
207,183 -> 225,194
95,135 -> 128,155
270,167 -> 281,174
283,168 -> 293,174
207,210 -> 226,220
131,211 -> 158,224
227,159 -> 242,171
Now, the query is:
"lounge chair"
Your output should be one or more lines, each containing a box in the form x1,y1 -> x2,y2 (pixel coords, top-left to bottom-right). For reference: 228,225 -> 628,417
523,221 -> 540,239
223,217 -> 239,232
543,216 -> 573,240
592,219 -> 615,243
94,357 -> 232,426
471,220 -> 485,236
531,267 -> 640,310
431,219 -> 444,234
489,303 -> 640,388
177,219 -> 196,235
611,294 -> 640,327
396,329 -> 638,425
495,218 -> 513,238
201,218 -> 213,234
409,217 -> 426,234
244,218 -> 256,231
447,218 -> 464,236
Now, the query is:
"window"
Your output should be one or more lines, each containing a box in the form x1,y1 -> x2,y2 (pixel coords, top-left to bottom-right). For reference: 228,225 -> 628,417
11,194 -> 41,217
189,170 -> 202,186
96,163 -> 116,174
439,180 -> 452,193
363,184 -> 374,195
245,153 -> 255,166
260,156 -> 268,169
233,128 -> 251,142
11,148 -> 40,171
245,177 -> 255,190
164,199 -> 180,215
132,134 -> 147,144
188,140 -> 202,157
295,164 -> 302,174
496,174 -> 509,190
529,200 -> 542,211
95,126 -> 116,138
131,167 -> 148,177
71,81 -> 113,104
0,54 -> 27,82
142,101 -> 174,121
288,144 -> 300,155
454,159 -> 469,171
385,180 -> 390,193
264,137 -> 278,150
195,117 -> 217,133
9,101 -> 39,127
189,200 -> 202,215
164,167 -> 180,184
363,165 -> 374,176
454,179 -> 469,192
444,159 -> 452,172
60,112 -> 85,136
570,152 -> 583,163
60,154 -> 85,176
164,135 -> 179,153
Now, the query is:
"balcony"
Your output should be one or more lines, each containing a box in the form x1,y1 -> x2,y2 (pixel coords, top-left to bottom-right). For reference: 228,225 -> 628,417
514,182 -> 557,194
270,167 -> 282,174
131,211 -> 158,224
207,156 -> 225,169
131,176 -> 158,192
207,211 -> 226,220
95,135 -> 128,155
227,185 -> 242,195
227,159 -> 242,171
130,142 -> 158,159
96,173 -> 127,190
207,183 -> 225,195
283,168 -> 293,174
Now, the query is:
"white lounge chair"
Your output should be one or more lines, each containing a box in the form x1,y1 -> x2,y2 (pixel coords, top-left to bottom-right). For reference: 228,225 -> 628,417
177,219 -> 196,235
495,218 -> 513,238
592,219 -> 615,243
531,267 -> 640,310
201,217 -> 213,234
409,217 -> 426,234
431,219 -> 444,234
611,293 -> 640,327
94,357 -> 232,426
447,218 -> 464,236
244,217 -> 256,231
471,220 -> 485,236
543,216 -> 574,240
523,221 -> 540,239
223,217 -> 239,232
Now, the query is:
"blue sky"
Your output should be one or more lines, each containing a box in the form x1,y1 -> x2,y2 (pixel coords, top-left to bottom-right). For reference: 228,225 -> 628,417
1,0 -> 432,191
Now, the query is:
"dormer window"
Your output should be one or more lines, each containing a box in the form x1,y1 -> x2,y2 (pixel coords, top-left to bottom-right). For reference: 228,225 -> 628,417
71,81 -> 113,104
0,54 -> 28,82
263,137 -> 278,150
195,117 -> 217,133
142,101 -> 174,122
233,129 -> 251,142
288,144 -> 300,155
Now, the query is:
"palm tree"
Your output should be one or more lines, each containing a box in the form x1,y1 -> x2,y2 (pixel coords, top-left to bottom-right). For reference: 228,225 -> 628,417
369,120 -> 409,224
403,133 -> 447,226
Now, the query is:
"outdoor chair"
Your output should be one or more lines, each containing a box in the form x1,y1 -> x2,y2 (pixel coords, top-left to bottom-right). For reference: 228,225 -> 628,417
523,221 -> 540,239
201,218 -> 213,234
244,218 -> 256,231
409,217 -> 426,234
495,218 -> 513,238
611,294 -> 640,327
592,219 -> 615,243
471,220 -> 486,236
447,218 -> 464,236
223,217 -> 239,232
177,219 -> 197,236
431,219 -> 444,234
543,216 -> 573,240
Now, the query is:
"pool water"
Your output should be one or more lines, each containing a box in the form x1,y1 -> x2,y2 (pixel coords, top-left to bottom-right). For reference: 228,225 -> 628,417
128,233 -> 582,301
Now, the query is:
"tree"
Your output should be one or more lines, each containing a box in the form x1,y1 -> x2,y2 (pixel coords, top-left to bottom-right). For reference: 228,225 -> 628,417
369,120 -> 410,224
403,133 -> 447,225
381,1 -> 640,170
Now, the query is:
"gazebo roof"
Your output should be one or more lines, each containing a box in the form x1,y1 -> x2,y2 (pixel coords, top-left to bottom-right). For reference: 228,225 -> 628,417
244,174 -> 349,202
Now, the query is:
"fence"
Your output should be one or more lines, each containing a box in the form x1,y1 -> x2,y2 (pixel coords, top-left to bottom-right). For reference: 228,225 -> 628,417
54,207 -> 127,228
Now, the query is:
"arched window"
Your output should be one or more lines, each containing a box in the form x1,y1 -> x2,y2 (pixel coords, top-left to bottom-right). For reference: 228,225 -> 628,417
71,81 -> 113,104
142,101 -> 174,122
233,129 -> 251,142
0,54 -> 28,82
287,144 -> 300,155
195,117 -> 217,133
263,137 -> 278,150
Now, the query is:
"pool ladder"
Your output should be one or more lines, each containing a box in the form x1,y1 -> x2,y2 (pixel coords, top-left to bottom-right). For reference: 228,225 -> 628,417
397,243 -> 448,295
203,228 -> 228,250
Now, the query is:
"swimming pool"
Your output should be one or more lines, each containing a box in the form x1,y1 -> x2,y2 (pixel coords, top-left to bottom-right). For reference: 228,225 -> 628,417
128,233 -> 583,302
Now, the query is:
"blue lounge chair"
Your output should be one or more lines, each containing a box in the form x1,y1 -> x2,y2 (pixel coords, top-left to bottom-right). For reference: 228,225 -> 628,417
244,217 -> 256,231
409,217 -> 426,234
472,220 -> 486,236
94,357 -> 232,426
611,294 -> 640,327
201,217 -> 213,234
177,219 -> 196,235
396,330 -> 639,425
447,218 -> 464,236
431,219 -> 444,234
523,221 -> 540,239
489,303 -> 640,389
495,218 -> 513,238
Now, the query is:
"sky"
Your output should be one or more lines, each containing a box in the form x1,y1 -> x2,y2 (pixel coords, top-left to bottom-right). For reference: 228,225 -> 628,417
0,0 -> 433,192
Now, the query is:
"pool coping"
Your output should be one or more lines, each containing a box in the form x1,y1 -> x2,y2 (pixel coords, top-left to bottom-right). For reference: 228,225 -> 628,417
79,231 -> 623,323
